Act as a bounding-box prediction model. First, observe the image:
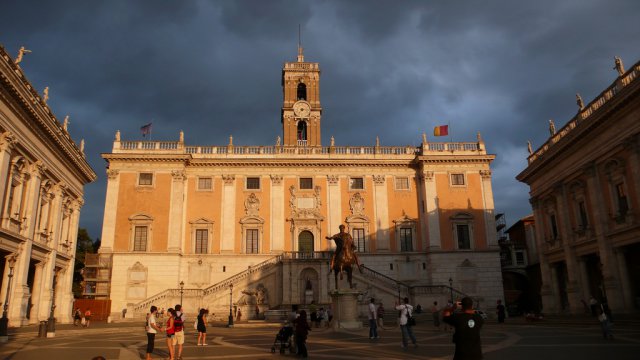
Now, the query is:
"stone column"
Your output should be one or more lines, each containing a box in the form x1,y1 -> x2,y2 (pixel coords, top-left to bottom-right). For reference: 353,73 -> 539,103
0,132 -> 17,208
28,263 -> 43,323
220,175 -> 236,253
326,175 -> 341,251
422,171 -> 441,249
270,175 -> 284,252
372,175 -> 389,251
479,170 -> 498,249
623,135 -> 640,209
584,163 -> 624,311
577,257 -> 591,305
99,169 -> 120,253
58,265 -> 74,324
23,161 -> 45,239
531,198 -> 557,312
554,185 -> 582,314
614,248 -> 634,312
167,170 -> 186,252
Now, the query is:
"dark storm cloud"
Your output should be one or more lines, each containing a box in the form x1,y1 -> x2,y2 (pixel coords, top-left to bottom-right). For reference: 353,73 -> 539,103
1,0 -> 639,237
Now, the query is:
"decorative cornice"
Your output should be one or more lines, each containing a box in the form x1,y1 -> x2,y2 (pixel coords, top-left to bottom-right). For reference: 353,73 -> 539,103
0,131 -> 17,152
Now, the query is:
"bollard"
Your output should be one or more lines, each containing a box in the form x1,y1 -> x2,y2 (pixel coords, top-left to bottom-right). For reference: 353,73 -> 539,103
38,321 -> 47,338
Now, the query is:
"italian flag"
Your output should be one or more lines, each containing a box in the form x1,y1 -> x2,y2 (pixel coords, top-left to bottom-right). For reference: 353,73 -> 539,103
433,125 -> 449,136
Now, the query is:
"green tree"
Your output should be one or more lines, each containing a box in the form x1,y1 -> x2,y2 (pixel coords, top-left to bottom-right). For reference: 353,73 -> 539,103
73,228 -> 95,298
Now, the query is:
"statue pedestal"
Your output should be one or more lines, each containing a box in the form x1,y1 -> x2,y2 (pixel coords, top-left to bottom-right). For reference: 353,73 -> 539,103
329,289 -> 362,330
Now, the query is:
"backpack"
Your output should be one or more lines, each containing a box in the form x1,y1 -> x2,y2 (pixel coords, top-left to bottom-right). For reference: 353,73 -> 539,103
406,306 -> 416,327
174,313 -> 184,332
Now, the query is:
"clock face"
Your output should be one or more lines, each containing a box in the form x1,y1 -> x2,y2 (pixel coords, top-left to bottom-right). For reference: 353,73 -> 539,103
293,101 -> 311,117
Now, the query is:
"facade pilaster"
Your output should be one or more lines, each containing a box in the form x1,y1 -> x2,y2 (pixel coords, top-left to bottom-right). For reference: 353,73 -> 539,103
554,184 -> 582,314
372,175 -> 389,251
28,263 -> 43,323
23,161 -> 45,239
326,175 -> 341,250
270,175 -> 284,252
479,170 -> 498,249
624,135 -> 640,209
220,175 -> 236,253
531,198 -> 557,312
422,171 -> 441,249
167,170 -> 186,252
58,265 -> 74,323
0,131 -> 17,208
577,257 -> 591,304
99,169 -> 120,253
614,248 -> 634,312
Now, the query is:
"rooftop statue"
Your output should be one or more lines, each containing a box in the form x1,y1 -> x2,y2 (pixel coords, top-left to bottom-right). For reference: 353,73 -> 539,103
63,116 -> 70,131
43,86 -> 49,103
548,119 -> 556,136
576,93 -> 584,110
15,46 -> 31,64
527,141 -> 533,155
614,56 -> 625,76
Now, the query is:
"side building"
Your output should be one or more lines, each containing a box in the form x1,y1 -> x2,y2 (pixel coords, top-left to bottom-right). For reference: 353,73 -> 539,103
98,48 -> 504,318
0,46 -> 96,327
517,58 -> 640,314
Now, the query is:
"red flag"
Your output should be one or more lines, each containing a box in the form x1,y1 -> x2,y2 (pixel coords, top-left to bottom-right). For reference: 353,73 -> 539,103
433,125 -> 448,136
140,123 -> 152,137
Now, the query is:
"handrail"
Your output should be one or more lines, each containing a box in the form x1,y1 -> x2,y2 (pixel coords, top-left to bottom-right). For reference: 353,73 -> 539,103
359,265 -> 411,291
202,255 -> 281,296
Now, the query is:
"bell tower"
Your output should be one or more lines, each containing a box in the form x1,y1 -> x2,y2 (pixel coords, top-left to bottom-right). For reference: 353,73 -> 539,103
281,45 -> 321,147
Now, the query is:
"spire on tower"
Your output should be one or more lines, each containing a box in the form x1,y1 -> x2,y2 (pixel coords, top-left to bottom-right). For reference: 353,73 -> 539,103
297,24 -> 304,62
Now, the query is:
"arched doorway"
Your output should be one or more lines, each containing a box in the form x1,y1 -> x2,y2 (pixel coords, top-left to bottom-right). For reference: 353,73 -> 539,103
298,231 -> 314,257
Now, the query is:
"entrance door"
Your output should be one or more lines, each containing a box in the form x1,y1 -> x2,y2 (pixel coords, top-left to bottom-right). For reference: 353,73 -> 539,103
298,231 -> 314,257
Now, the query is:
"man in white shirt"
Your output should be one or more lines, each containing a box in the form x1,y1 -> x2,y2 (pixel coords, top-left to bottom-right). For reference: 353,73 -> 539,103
146,306 -> 163,360
395,297 -> 417,349
368,298 -> 379,339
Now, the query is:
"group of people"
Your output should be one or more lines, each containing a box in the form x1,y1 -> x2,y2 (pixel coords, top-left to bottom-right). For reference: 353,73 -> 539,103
307,301 -> 332,328
145,304 -> 210,360
73,308 -> 92,327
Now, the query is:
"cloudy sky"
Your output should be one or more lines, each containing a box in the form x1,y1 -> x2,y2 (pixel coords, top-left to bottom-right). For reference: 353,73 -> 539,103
1,0 -> 639,239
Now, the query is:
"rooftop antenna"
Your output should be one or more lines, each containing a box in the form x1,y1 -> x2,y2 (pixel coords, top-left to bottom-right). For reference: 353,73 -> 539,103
297,24 -> 304,62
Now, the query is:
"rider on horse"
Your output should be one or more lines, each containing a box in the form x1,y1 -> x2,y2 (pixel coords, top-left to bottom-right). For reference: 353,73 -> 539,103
326,225 -> 363,275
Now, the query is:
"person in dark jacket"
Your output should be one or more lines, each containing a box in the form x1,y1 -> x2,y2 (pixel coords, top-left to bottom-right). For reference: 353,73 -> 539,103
443,297 -> 484,360
294,310 -> 311,358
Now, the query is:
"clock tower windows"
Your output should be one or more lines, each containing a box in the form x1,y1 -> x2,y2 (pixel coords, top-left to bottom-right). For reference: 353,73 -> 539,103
297,83 -> 307,101
297,121 -> 308,146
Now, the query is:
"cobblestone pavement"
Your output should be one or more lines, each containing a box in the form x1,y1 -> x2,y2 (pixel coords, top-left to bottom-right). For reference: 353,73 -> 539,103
1,318 -> 639,360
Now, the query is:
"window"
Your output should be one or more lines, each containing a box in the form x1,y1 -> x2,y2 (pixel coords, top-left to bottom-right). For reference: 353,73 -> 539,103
456,224 -> 471,249
578,201 -> 588,228
297,83 -> 307,101
300,177 -> 313,190
349,177 -> 364,190
133,226 -> 148,251
616,183 -> 629,216
515,251 -> 525,265
451,173 -> 465,186
353,228 -> 365,252
139,173 -> 153,186
246,229 -> 259,254
198,177 -> 212,190
395,177 -> 409,190
297,121 -> 307,141
195,229 -> 208,254
400,227 -> 413,252
550,214 -> 558,239
246,177 -> 260,190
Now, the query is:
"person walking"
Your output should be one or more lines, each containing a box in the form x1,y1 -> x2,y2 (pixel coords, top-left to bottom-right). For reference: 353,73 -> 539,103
395,297 -> 417,349
173,304 -> 185,360
377,302 -> 386,330
589,296 -> 598,316
496,300 -> 506,323
443,297 -> 484,360
84,309 -> 92,328
596,305 -> 613,339
146,305 -> 163,360
73,308 -> 81,326
165,308 -> 176,360
294,310 -> 311,358
197,308 -> 208,346
431,301 -> 441,329
368,298 -> 379,339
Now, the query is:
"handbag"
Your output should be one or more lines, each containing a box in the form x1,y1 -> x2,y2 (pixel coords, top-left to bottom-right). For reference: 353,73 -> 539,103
406,306 -> 416,326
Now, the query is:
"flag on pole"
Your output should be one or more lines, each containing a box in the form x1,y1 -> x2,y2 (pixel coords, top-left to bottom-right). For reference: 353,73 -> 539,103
140,122 -> 152,137
433,125 -> 449,136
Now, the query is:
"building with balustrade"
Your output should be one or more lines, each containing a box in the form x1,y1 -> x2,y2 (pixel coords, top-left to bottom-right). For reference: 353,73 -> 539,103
0,45 -> 96,328
98,47 -> 503,319
517,58 -> 640,314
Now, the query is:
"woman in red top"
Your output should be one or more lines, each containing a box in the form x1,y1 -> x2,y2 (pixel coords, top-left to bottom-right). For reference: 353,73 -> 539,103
165,308 -> 176,360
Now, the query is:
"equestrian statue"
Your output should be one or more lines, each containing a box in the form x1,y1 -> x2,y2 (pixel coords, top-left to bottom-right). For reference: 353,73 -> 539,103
326,224 -> 363,289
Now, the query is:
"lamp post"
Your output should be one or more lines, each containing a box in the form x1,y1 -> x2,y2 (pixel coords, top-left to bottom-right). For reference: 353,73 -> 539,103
179,281 -> 184,305
228,284 -> 234,328
448,277 -> 454,304
46,269 -> 59,338
0,255 -> 17,342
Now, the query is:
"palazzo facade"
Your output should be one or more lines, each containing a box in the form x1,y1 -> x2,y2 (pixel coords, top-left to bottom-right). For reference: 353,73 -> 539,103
0,46 -> 96,326
98,48 -> 503,318
518,58 -> 640,314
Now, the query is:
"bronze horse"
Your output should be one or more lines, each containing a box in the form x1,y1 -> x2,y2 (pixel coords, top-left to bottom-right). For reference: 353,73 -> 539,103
326,227 -> 363,289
